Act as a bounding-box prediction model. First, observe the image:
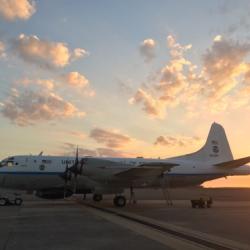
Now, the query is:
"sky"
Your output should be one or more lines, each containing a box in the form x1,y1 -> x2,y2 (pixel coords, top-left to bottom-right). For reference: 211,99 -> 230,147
0,0 -> 250,187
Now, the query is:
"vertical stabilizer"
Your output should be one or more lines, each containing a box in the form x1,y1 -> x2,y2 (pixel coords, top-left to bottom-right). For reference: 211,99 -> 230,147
178,123 -> 234,164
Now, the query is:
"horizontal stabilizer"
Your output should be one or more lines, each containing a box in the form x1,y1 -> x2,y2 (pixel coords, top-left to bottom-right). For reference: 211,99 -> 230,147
215,156 -> 250,168
115,163 -> 178,179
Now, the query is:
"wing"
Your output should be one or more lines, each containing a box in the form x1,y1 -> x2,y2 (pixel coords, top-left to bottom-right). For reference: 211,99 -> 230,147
115,162 -> 178,179
215,156 -> 250,168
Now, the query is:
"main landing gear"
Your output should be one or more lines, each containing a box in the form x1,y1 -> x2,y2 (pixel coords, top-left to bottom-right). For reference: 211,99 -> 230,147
91,193 -> 127,207
113,195 -> 126,207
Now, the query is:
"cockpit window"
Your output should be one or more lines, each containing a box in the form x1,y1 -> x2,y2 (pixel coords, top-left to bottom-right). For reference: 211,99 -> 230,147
7,161 -> 14,167
0,158 -> 15,168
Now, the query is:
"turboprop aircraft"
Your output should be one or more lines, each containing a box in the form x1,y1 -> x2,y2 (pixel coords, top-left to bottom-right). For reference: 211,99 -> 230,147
0,122 -> 250,207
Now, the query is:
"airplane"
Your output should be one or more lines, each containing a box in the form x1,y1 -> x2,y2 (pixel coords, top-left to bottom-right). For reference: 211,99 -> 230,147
0,122 -> 250,207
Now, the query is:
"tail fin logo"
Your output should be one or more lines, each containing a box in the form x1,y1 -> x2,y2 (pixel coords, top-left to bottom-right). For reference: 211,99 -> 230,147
210,140 -> 219,157
212,140 -> 218,144
213,145 -> 219,153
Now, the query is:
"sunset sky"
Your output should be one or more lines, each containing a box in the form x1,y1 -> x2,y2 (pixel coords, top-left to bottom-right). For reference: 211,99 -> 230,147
0,0 -> 250,187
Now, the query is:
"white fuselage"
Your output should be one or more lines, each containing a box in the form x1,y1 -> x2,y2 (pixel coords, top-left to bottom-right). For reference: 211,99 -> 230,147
1,155 -> 250,194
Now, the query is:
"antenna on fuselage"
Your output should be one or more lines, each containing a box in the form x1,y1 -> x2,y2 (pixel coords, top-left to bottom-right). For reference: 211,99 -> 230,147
38,151 -> 43,156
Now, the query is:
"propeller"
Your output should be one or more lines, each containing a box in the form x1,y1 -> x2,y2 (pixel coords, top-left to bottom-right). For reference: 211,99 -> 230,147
72,158 -> 85,194
68,146 -> 85,194
63,161 -> 72,198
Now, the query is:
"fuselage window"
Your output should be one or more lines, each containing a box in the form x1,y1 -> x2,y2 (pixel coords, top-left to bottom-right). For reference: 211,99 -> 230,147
61,160 -> 75,165
39,165 -> 45,171
42,159 -> 52,164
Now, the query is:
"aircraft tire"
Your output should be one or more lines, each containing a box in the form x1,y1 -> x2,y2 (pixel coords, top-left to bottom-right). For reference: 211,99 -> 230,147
93,194 -> 103,202
14,198 -> 23,206
113,195 -> 126,207
0,198 -> 7,206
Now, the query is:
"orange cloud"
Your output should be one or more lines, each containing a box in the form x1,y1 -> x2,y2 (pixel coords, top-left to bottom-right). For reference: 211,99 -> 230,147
130,35 -> 250,118
90,128 -> 131,148
1,80 -> 85,126
62,143 -> 97,157
12,34 -> 88,68
202,36 -> 250,101
130,35 -> 194,118
18,78 -> 55,90
63,72 -> 89,88
62,71 -> 95,97
96,148 -> 131,157
154,135 -> 200,147
61,143 -> 131,157
129,88 -> 167,119
0,0 -> 36,21
68,131 -> 86,139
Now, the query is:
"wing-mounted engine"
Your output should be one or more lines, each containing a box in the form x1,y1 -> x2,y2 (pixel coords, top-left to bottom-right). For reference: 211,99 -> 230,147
35,188 -> 73,199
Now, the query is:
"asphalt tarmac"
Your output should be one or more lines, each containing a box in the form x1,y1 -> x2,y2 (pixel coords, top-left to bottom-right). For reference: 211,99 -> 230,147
0,200 -> 169,250
113,200 -> 250,246
1,188 -> 250,250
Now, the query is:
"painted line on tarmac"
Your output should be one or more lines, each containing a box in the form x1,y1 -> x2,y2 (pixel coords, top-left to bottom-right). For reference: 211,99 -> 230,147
82,203 -> 210,250
82,202 -> 249,250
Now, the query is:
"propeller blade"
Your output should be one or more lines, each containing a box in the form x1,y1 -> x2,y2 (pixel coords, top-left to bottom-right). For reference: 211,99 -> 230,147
73,172 -> 78,194
75,146 -> 79,165
72,146 -> 81,194
64,162 -> 69,199
67,147 -> 86,195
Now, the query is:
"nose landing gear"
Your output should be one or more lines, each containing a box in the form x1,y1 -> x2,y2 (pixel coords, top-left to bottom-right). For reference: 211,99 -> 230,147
0,196 -> 23,206
113,195 -> 126,207
0,198 -> 7,206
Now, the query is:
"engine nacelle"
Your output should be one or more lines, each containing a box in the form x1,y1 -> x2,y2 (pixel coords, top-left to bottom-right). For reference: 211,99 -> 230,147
35,188 -> 73,199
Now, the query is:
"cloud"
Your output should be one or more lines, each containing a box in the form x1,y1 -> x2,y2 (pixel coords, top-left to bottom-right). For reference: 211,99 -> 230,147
139,39 -> 156,62
90,128 -> 131,148
61,71 -> 95,97
18,78 -> 55,90
202,37 -> 250,101
61,143 -> 130,157
129,88 -> 167,119
12,34 -> 88,68
63,72 -> 89,88
0,0 -> 36,21
130,35 -> 250,118
72,48 -> 89,60
213,35 -> 222,42
0,81 -> 85,126
68,131 -> 86,140
62,143 -> 97,157
96,148 -> 129,157
130,35 -> 194,118
154,135 -> 200,147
